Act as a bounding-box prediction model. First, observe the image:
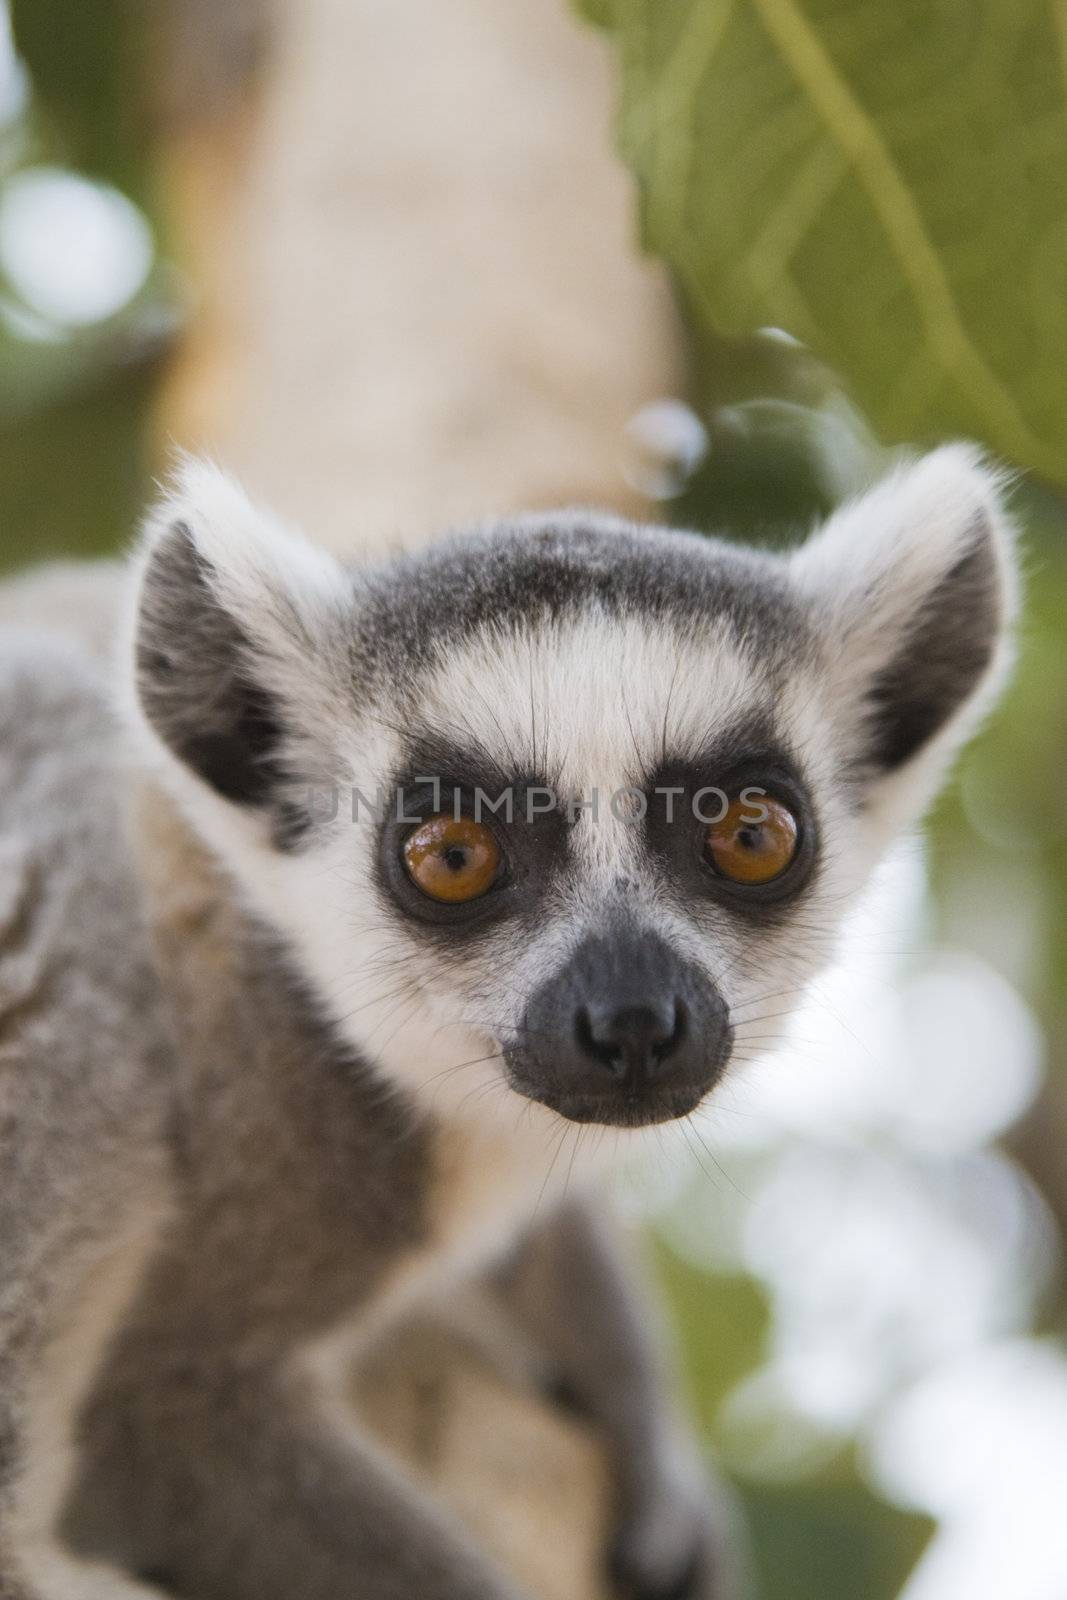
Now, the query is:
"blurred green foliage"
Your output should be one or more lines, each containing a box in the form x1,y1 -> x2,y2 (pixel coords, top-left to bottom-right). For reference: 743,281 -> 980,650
579,0 -> 1067,489
0,0 -> 169,568
15,0 -> 149,189
742,1478 -> 931,1600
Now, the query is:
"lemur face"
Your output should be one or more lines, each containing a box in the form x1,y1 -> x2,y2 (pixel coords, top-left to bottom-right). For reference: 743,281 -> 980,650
363,583 -> 824,1130
130,449 -> 1016,1133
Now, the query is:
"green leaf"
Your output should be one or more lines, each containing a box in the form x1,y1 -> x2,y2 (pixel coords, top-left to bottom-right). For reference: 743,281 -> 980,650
740,1478 -> 933,1600
574,0 -> 615,25
583,0 -> 1067,482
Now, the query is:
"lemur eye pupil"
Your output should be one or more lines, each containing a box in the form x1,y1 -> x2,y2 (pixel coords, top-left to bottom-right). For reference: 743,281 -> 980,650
403,814 -> 501,904
705,796 -> 799,886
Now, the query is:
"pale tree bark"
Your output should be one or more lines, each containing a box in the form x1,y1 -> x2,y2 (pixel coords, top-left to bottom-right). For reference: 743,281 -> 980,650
155,0 -> 679,550
150,4 -> 681,1596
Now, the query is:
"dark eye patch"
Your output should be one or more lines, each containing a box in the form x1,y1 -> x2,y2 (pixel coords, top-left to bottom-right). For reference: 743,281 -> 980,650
374,741 -> 570,951
373,722 -> 819,951
643,746 -> 820,923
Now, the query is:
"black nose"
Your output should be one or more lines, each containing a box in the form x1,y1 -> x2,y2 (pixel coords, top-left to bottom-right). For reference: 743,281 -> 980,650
577,1000 -> 686,1083
508,927 -> 732,1127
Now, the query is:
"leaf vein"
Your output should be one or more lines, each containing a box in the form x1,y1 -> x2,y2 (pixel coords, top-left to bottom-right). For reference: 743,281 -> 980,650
748,0 -> 1052,469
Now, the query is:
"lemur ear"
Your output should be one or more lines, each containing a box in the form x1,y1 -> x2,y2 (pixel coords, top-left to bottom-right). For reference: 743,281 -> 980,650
132,459 -> 349,812
790,444 -> 1018,791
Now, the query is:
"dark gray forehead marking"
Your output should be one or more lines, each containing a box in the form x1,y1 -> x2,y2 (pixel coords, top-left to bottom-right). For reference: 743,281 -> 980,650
348,512 -> 810,690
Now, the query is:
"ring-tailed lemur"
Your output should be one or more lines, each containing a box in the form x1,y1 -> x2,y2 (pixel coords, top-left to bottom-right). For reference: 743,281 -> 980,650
0,446 -> 1015,1600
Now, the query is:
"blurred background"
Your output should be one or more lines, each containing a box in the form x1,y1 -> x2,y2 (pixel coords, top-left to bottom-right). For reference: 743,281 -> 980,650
2,2 -> 1066,1597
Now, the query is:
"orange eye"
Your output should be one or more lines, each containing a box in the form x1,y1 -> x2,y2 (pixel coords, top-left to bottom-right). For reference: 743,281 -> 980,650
704,795 -> 799,885
402,813 -> 501,904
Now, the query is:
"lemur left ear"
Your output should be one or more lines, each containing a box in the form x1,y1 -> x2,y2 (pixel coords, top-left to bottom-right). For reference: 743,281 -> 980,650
131,458 -> 351,820
790,444 -> 1019,793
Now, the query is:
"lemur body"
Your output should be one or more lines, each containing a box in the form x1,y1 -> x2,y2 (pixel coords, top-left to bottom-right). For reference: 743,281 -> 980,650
0,449 -> 1016,1600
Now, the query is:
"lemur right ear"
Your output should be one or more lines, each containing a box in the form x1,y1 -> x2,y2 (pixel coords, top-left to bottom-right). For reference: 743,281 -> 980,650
789,444 -> 1019,826
132,459 -> 350,812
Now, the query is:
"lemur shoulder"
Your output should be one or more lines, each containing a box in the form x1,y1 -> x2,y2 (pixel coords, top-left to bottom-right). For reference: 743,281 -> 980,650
0,448 -> 1017,1600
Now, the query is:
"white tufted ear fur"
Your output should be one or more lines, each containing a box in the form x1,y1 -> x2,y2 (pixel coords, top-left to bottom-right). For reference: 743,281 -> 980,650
789,444 -> 1018,830
127,458 -> 352,815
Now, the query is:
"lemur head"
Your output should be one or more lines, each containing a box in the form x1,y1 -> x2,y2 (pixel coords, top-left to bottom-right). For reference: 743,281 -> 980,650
129,448 -> 1016,1132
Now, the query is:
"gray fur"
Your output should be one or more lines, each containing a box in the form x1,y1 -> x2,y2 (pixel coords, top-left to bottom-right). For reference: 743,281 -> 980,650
0,446 -> 1016,1600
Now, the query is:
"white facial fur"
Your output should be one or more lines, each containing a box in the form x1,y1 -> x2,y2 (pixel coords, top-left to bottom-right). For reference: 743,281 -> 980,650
126,447 -> 1017,1143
